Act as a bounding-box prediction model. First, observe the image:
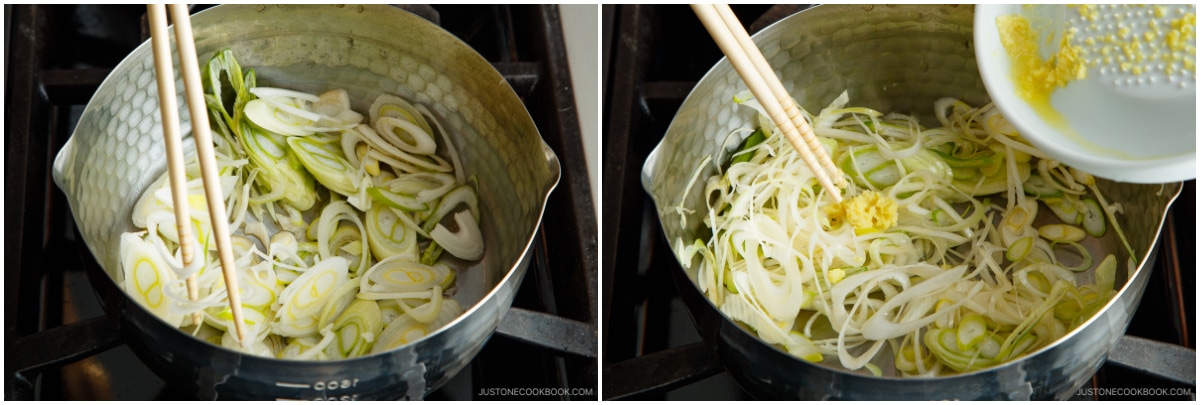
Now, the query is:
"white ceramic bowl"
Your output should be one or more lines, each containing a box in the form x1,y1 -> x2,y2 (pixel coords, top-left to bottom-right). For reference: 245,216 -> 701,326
975,4 -> 1195,183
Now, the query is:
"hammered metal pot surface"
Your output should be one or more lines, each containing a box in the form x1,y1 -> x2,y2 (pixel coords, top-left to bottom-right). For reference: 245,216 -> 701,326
641,4 -> 1181,400
52,4 -> 559,400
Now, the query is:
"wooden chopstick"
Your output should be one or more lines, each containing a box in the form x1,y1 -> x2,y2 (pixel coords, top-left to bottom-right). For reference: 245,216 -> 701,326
711,5 -> 846,189
147,5 -> 202,327
148,4 -> 248,344
692,4 -> 844,202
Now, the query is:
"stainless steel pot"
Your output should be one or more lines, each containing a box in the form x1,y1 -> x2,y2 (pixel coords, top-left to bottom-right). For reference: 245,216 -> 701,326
52,5 -> 560,400
641,4 -> 1184,400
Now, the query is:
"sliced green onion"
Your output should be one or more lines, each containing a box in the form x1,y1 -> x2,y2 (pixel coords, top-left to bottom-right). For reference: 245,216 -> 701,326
316,201 -> 370,276
956,314 -> 987,350
840,145 -> 904,189
361,256 -> 452,293
1094,254 -> 1117,295
355,124 -> 451,173
863,362 -> 883,377
313,88 -> 363,124
251,86 -> 320,102
421,241 -> 444,266
202,48 -> 248,135
292,325 -> 339,360
330,299 -> 383,358
329,224 -> 366,273
434,262 -> 457,291
370,93 -> 434,137
121,233 -> 185,327
1000,199 -> 1037,246
1038,224 -> 1086,243
1042,197 -> 1082,225
421,185 -> 479,233
1020,270 -> 1051,294
375,116 -> 438,155
397,285 -> 444,324
385,172 -> 456,203
287,134 -> 358,196
244,98 -> 314,136
416,103 -> 466,184
316,280 -> 360,330
730,129 -> 766,165
1006,236 -> 1033,262
1069,167 -> 1095,186
370,299 -> 462,354
931,148 -> 996,169
953,162 -> 1030,197
365,203 -> 419,261
1085,183 -> 1136,259
924,328 -> 1000,372
236,123 -> 317,211
894,339 -> 933,373
367,186 -> 428,212
430,210 -> 485,261
1080,198 -> 1106,237
1022,173 -> 1062,198
208,303 -> 268,338
356,290 -> 436,301
931,209 -> 952,227
1055,241 -> 1095,272
275,257 -> 350,337
235,268 -> 277,311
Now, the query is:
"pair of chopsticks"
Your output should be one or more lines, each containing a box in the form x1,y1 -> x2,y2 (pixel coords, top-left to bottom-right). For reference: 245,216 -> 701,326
147,5 -> 247,343
691,4 -> 846,203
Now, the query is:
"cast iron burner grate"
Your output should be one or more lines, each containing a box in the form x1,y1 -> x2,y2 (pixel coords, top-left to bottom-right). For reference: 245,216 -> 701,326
5,4 -> 596,400
601,4 -> 1195,400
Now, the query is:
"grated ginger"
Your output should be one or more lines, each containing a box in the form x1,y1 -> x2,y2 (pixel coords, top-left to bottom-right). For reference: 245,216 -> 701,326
824,190 -> 898,235
996,14 -> 1087,102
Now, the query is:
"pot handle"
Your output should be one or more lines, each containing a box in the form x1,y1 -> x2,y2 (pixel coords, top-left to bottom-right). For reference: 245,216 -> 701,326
640,141 -> 663,200
542,140 -> 563,192
52,136 -> 78,194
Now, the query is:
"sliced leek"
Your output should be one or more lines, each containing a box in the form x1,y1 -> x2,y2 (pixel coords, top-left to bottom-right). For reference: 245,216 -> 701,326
121,233 -> 186,327
236,123 -> 318,211
687,91 -> 1134,377
371,299 -> 462,354
275,257 -> 350,336
422,185 -> 479,233
361,256 -> 452,293
430,211 -> 485,261
330,299 -> 383,358
287,134 -> 358,196
120,50 -> 484,361
365,203 -> 420,261
375,116 -> 439,155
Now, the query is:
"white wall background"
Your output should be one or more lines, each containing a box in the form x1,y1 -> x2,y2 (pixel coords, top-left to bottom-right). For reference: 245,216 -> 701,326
558,4 -> 600,216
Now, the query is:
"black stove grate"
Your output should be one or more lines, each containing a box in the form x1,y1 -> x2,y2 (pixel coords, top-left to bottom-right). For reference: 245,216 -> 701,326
602,4 -> 1195,400
5,4 -> 597,400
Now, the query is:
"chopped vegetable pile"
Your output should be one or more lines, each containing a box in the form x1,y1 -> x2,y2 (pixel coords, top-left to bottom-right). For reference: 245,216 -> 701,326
120,49 -> 482,360
677,90 -> 1133,375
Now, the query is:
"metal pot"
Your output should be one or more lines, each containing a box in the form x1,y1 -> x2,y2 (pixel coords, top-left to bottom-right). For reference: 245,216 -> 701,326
641,4 -> 1184,400
52,4 -> 560,400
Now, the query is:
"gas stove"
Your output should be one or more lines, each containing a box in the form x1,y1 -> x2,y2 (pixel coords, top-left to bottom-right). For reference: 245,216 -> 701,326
601,4 -> 1195,400
5,4 -> 597,400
